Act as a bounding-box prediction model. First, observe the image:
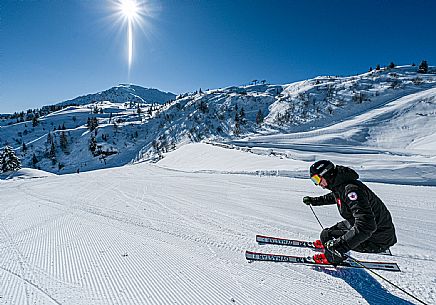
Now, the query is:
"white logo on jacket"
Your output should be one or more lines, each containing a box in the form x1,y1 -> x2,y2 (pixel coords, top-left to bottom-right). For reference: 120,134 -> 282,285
347,192 -> 358,201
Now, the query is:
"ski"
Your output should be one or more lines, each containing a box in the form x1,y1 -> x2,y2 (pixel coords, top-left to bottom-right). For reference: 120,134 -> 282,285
256,234 -> 324,249
245,251 -> 400,272
256,234 -> 392,256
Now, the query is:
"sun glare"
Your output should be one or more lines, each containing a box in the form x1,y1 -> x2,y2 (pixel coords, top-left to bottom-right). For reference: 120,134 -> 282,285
120,0 -> 138,20
110,0 -> 154,75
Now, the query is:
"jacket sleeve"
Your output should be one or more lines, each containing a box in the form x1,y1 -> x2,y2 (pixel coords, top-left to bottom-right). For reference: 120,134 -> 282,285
338,185 -> 377,251
311,192 -> 336,206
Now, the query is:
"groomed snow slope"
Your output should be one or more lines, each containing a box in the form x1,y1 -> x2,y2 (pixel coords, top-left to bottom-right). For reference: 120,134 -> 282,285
1,145 -> 435,304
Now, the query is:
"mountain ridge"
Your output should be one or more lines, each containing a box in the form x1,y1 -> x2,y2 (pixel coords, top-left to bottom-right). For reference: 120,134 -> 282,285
1,65 -> 435,174
55,84 -> 177,107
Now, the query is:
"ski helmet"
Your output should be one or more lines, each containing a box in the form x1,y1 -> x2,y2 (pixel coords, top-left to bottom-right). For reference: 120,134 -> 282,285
310,160 -> 335,183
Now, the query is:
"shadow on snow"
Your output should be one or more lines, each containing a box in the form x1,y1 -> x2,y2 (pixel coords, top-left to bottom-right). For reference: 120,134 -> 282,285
313,267 -> 415,305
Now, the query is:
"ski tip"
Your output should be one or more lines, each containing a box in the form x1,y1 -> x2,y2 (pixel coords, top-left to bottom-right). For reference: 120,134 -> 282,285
256,234 -> 268,239
245,251 -> 257,262
386,263 -> 401,272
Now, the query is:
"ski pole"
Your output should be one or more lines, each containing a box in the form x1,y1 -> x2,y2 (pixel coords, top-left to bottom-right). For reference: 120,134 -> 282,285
309,205 -> 428,305
309,204 -> 324,229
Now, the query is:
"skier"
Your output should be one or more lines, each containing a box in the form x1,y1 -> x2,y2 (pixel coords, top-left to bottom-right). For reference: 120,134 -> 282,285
303,160 -> 397,265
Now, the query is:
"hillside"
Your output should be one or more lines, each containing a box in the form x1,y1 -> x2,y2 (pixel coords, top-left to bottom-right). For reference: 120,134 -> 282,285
222,87 -> 436,186
0,65 -> 435,174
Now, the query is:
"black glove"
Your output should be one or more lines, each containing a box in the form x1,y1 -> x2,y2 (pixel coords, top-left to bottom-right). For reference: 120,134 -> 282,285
324,239 -> 346,265
303,196 -> 314,205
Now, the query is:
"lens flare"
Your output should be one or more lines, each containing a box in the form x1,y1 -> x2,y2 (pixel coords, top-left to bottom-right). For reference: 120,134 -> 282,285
109,0 -> 155,75
128,20 -> 133,68
119,0 -> 138,72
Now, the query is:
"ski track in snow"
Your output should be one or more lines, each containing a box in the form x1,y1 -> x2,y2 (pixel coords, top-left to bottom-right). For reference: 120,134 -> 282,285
1,164 -> 435,304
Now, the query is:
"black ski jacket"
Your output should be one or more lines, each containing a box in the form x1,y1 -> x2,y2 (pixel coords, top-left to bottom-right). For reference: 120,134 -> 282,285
311,166 -> 397,251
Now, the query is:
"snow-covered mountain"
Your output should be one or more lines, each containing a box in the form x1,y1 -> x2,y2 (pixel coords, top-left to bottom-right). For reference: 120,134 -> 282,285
56,84 -> 176,107
0,65 -> 435,175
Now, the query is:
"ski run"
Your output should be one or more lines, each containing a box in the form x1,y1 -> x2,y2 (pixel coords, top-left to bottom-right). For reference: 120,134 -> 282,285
1,144 -> 436,304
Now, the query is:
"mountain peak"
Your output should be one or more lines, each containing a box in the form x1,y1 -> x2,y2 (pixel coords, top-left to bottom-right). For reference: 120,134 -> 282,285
57,84 -> 176,107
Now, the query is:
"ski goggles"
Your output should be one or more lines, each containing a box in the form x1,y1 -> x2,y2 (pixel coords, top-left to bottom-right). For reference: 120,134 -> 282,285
310,174 -> 322,185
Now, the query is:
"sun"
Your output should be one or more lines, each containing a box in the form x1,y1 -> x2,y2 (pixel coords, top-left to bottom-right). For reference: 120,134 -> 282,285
110,0 -> 154,75
120,0 -> 139,20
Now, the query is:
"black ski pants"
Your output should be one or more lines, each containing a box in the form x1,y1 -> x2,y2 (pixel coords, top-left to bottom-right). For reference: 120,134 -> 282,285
320,220 -> 389,253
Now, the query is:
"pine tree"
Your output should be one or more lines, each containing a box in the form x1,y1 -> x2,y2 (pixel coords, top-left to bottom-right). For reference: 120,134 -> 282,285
0,146 -> 21,172
418,60 -> 429,74
239,107 -> 246,125
60,132 -> 68,153
233,121 -> 240,136
47,132 -> 53,145
256,109 -> 264,125
199,101 -> 208,113
89,136 -> 97,156
32,153 -> 38,167
234,112 -> 240,123
87,117 -> 98,131
49,140 -> 57,164
32,115 -> 39,127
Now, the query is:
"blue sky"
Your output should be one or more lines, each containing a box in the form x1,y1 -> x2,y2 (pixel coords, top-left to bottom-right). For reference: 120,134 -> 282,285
1,0 -> 435,113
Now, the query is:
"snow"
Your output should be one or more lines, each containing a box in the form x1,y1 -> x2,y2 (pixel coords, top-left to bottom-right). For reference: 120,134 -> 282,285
157,142 -> 308,173
1,142 -> 436,304
0,168 -> 55,180
1,66 -> 436,304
